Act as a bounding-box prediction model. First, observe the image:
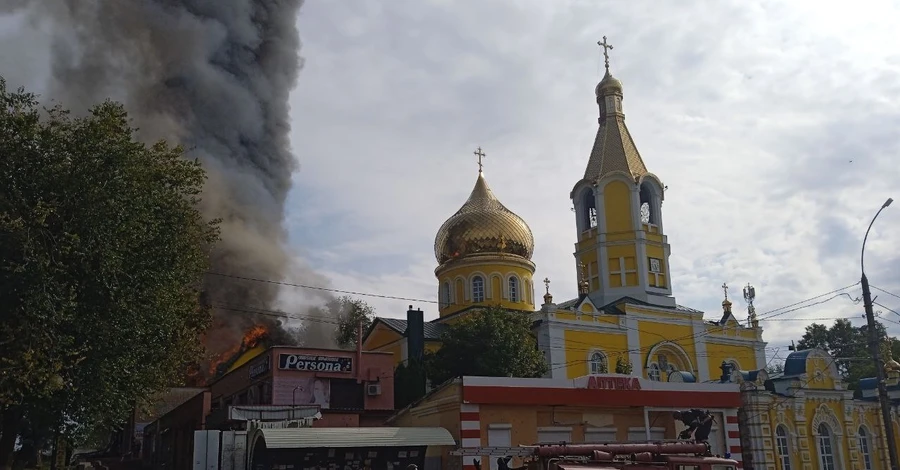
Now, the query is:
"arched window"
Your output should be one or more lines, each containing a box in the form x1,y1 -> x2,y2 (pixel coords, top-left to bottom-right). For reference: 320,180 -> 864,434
508,276 -> 519,302
441,282 -> 451,308
817,424 -> 835,470
648,363 -> 660,381
581,189 -> 597,230
589,351 -> 607,374
775,425 -> 792,470
639,181 -> 659,225
472,276 -> 485,303
859,426 -> 872,470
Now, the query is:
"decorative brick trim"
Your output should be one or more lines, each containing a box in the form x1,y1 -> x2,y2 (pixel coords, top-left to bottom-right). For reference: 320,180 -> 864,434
723,409 -> 743,464
461,404 -> 481,470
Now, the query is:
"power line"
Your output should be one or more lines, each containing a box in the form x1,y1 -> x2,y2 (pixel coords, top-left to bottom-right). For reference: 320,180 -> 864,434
205,271 -> 440,304
208,271 -> 863,359
872,285 -> 900,301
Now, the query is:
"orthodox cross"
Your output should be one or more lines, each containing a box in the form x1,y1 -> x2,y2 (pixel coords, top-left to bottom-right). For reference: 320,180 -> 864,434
474,147 -> 486,172
722,282 -> 729,301
597,36 -> 614,72
543,277 -> 551,294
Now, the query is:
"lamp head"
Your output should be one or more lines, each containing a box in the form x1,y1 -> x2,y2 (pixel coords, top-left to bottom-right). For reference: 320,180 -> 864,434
884,198 -> 894,209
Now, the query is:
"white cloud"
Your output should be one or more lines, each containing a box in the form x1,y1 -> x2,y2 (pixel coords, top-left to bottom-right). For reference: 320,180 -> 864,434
3,0 -> 899,360
284,0 -> 900,358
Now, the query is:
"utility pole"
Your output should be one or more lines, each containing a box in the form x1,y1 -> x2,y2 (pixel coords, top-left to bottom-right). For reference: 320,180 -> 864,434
861,197 -> 898,470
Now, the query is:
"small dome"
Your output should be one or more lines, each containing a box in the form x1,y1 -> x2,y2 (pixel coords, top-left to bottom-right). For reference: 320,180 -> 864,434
595,71 -> 623,96
434,172 -> 534,266
886,358 -> 900,374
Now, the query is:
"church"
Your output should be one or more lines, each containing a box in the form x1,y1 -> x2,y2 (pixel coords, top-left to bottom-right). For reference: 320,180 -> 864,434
362,42 -> 767,385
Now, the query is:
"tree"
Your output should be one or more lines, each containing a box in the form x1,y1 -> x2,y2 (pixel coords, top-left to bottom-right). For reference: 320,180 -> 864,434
615,355 -> 634,375
796,318 -> 898,396
0,78 -> 219,466
333,296 -> 376,349
425,306 -> 548,384
766,362 -> 785,375
393,357 -> 427,410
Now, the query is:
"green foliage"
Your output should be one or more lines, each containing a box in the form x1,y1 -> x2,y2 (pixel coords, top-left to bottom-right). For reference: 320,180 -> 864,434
766,362 -> 785,375
332,296 -> 376,348
394,358 -> 427,410
0,77 -> 219,445
425,306 -> 548,384
615,355 -> 633,374
796,318 -> 898,396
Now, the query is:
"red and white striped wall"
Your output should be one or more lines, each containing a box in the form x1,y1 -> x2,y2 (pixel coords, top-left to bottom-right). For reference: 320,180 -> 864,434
723,409 -> 743,467
460,403 -> 481,470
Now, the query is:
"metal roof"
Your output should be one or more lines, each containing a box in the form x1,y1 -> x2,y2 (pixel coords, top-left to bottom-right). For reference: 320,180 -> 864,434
253,427 -> 456,449
377,318 -> 445,340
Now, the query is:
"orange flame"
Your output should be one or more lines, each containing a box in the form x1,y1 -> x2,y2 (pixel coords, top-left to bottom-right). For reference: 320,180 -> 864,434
241,324 -> 268,349
207,324 -> 271,377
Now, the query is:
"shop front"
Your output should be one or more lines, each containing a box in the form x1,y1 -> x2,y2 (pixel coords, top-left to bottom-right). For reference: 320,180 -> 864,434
247,427 -> 456,470
211,347 -> 395,427
389,374 -> 744,469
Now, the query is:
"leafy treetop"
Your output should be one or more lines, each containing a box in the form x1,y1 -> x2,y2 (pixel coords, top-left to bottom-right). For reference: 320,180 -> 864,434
0,77 -> 219,458
332,296 -> 377,349
425,306 -> 548,385
796,318 -> 899,396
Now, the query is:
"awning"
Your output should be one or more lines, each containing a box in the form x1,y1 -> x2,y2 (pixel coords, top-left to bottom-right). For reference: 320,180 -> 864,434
252,427 -> 456,449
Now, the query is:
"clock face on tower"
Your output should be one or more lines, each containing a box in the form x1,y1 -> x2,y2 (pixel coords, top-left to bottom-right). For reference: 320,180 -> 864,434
640,203 -> 650,224
649,258 -> 661,273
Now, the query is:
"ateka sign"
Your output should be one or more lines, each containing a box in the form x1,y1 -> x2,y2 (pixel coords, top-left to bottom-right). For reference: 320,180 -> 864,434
586,375 -> 642,391
278,354 -> 353,373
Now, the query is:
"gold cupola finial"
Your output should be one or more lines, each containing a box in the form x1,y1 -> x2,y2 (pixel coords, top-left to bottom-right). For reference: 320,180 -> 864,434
474,146 -> 486,173
885,341 -> 900,376
433,148 -> 535,267
598,36 -> 613,73
595,35 -> 623,97
543,277 -> 553,305
721,282 -> 733,314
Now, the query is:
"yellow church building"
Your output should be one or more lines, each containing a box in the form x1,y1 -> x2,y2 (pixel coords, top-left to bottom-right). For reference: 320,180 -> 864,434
736,346 -> 900,470
362,49 -> 767,385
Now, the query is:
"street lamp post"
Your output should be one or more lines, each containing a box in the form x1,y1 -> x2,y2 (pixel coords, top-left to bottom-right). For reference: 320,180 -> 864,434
861,197 -> 898,470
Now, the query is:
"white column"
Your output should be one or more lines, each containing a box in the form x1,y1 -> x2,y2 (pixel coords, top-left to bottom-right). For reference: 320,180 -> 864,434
626,316 -> 642,373
693,321 -> 710,382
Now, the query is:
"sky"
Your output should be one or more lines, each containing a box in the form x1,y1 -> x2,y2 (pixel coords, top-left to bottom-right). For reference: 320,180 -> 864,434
2,0 -> 900,363
281,0 -> 900,362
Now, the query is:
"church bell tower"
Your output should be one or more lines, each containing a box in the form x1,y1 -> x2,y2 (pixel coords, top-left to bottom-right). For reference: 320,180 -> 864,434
570,37 -> 675,308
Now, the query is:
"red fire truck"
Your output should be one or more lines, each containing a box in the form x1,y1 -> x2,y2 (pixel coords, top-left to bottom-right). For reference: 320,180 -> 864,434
454,442 -> 739,470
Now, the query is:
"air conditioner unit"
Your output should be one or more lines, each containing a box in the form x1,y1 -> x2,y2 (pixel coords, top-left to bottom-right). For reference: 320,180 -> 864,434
366,383 -> 382,396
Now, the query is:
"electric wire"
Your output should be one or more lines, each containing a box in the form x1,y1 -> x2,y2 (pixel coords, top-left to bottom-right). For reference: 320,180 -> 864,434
206,271 -> 865,364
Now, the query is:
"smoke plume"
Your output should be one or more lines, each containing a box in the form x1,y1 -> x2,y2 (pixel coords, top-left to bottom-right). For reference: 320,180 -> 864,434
0,0 -> 339,372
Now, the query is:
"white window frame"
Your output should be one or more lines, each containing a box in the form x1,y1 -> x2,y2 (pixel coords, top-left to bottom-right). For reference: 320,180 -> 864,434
472,276 -> 485,303
441,282 -> 451,308
775,425 -> 792,470
487,424 -> 512,470
859,426 -> 872,470
817,424 -> 836,470
508,276 -> 519,302
648,363 -> 661,381
589,350 -> 607,374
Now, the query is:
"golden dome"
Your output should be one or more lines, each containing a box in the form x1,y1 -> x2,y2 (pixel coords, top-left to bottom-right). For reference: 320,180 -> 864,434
434,172 -> 534,266
595,71 -> 623,96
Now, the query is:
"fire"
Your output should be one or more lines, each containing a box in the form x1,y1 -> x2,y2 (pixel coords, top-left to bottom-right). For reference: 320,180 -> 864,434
206,324 -> 271,378
242,324 -> 269,349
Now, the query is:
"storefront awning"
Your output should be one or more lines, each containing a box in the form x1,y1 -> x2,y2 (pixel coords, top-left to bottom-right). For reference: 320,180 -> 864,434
253,427 -> 456,449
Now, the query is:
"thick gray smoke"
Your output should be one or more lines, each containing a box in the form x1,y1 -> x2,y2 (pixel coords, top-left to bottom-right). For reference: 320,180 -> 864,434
0,0 -> 339,369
